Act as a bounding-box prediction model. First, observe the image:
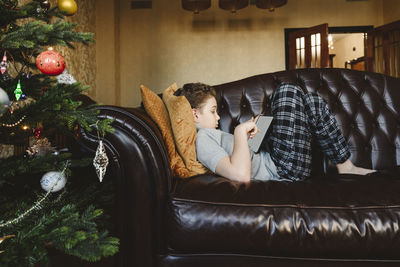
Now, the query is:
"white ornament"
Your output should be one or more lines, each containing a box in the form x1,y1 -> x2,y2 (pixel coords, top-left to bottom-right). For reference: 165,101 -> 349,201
93,140 -> 109,182
56,69 -> 76,84
40,171 -> 67,192
0,87 -> 9,114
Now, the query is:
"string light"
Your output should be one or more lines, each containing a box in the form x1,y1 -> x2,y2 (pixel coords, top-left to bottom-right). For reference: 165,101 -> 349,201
0,115 -> 26,127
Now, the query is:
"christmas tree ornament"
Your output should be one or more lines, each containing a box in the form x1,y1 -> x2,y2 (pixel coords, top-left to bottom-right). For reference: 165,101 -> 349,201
34,126 -> 42,138
8,97 -> 35,111
36,48 -> 66,75
1,70 -> 11,81
40,171 -> 67,192
26,137 -> 56,157
56,69 -> 76,84
93,140 -> 109,182
0,87 -> 10,114
14,80 -> 23,100
58,0 -> 77,16
0,52 -> 8,75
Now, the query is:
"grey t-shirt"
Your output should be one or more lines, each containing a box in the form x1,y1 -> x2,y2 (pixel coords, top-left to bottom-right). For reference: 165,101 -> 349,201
195,127 -> 280,181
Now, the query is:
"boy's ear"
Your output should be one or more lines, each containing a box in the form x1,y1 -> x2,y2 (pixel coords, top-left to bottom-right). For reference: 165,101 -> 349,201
192,108 -> 198,122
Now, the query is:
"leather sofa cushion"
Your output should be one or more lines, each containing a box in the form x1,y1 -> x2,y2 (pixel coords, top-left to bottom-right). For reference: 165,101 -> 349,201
167,167 -> 400,259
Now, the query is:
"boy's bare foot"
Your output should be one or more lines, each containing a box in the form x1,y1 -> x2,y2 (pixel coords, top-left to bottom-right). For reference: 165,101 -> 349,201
337,159 -> 376,175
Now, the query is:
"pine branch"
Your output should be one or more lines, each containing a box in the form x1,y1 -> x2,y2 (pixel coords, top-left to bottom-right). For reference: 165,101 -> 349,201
0,1 -> 118,265
1,20 -> 94,50
0,82 -> 113,143
0,153 -> 92,182
0,2 -> 66,27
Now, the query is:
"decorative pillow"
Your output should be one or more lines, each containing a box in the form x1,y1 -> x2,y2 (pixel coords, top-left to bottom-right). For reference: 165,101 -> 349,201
162,85 -> 208,176
140,84 -> 190,178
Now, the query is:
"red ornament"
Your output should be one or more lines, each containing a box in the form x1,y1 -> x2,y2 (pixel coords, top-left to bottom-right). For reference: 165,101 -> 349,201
36,49 -> 66,75
34,127 -> 42,138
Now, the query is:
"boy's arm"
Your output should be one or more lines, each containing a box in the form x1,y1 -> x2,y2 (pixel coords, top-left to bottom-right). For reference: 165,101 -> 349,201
215,119 -> 258,183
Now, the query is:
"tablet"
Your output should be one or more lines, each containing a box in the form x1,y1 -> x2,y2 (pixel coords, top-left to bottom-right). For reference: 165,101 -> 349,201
248,115 -> 273,153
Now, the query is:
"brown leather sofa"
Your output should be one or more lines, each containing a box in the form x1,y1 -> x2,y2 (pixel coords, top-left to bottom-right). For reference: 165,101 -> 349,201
79,68 -> 400,267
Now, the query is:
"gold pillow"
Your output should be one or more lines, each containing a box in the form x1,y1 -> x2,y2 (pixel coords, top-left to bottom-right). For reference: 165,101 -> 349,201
140,84 -> 190,178
162,85 -> 208,176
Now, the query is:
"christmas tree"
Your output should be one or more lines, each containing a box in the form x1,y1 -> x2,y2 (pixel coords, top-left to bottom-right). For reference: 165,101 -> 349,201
0,0 -> 119,266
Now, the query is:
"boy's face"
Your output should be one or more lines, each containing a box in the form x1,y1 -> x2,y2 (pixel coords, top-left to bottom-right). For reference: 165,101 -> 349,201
193,96 -> 220,129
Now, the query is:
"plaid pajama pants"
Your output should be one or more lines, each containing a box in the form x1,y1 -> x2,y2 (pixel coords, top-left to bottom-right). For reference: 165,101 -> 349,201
266,83 -> 350,181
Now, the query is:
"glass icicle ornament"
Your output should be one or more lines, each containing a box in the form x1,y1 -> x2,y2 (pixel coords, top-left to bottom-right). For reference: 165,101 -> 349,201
0,52 -> 8,75
14,80 -> 23,101
93,140 -> 109,182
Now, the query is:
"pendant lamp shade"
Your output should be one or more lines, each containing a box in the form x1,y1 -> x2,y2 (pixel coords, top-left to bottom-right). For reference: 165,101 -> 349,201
219,0 -> 249,13
182,0 -> 211,14
256,0 -> 287,12
256,0 -> 287,11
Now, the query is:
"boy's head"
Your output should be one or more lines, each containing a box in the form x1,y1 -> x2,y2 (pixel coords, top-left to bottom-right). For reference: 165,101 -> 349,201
177,83 -> 220,129
176,82 -> 216,109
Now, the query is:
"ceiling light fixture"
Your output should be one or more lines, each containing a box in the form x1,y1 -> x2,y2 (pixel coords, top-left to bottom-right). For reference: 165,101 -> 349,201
182,0 -> 288,14
255,0 -> 287,12
219,0 -> 249,13
182,0 -> 211,14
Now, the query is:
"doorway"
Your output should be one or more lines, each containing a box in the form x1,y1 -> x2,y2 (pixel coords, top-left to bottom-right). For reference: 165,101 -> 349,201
329,33 -> 366,69
284,26 -> 373,70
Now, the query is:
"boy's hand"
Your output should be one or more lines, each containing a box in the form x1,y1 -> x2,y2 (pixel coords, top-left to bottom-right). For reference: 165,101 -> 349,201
236,117 -> 260,139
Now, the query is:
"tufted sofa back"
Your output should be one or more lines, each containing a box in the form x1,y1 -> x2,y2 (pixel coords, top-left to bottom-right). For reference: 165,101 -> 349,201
213,68 -> 400,173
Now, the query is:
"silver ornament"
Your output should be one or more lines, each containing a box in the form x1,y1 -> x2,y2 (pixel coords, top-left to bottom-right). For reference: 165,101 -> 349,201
56,69 -> 76,84
93,140 -> 109,182
0,87 -> 9,114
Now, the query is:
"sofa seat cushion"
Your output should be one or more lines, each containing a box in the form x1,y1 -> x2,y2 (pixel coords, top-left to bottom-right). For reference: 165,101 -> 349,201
167,167 -> 400,260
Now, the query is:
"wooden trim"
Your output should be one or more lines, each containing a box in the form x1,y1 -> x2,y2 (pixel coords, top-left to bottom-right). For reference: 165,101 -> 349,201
320,24 -> 329,68
289,34 -> 296,69
367,20 -> 400,77
373,19 -> 400,32
365,31 -> 374,72
287,23 -> 328,69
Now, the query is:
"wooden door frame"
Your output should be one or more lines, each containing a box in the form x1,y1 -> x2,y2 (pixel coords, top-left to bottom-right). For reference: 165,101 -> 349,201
366,20 -> 400,76
288,23 -> 329,69
284,26 -> 374,70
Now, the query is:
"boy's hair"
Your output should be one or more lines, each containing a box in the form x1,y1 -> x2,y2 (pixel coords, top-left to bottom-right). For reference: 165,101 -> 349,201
175,82 -> 216,109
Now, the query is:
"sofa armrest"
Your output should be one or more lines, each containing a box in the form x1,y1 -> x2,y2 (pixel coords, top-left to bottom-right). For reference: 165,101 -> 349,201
78,103 -> 172,267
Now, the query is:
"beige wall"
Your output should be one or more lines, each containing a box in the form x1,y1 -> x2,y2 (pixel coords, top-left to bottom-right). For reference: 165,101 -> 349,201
382,0 -> 400,24
95,0 -> 119,105
330,33 -> 365,69
95,0 -> 387,107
